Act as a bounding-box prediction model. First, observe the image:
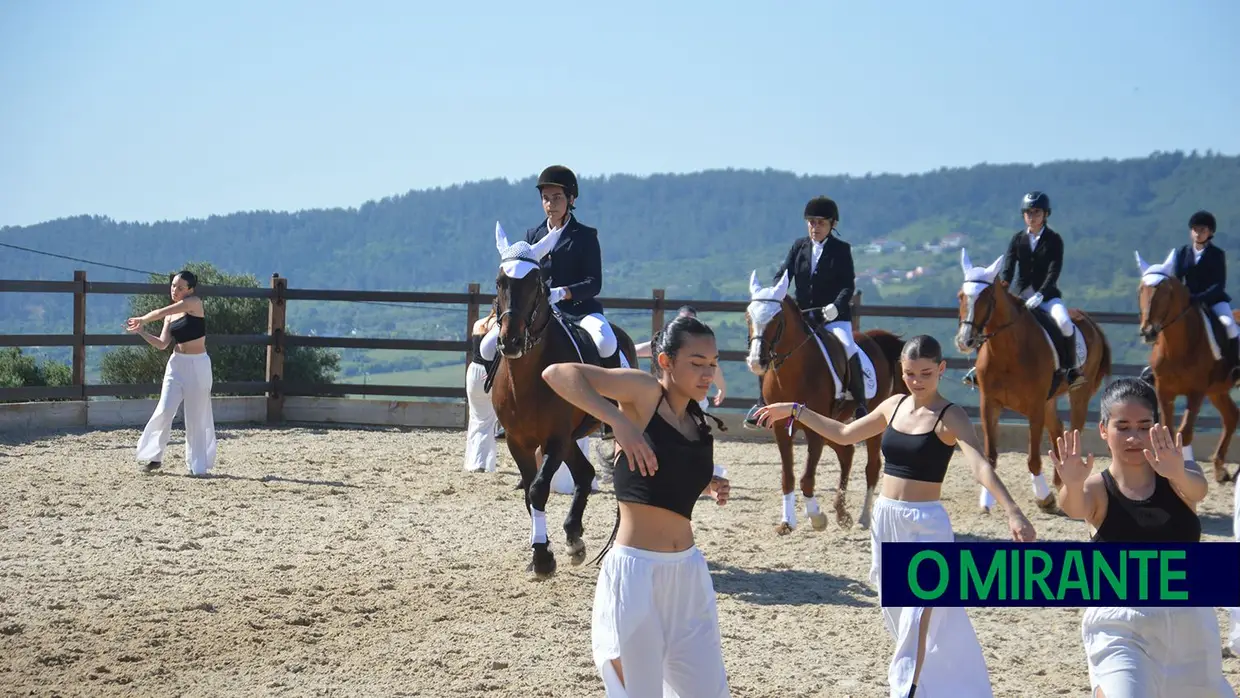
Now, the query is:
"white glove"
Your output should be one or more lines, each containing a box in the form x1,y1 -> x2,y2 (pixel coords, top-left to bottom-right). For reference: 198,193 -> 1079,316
1025,292 -> 1043,310
822,304 -> 839,322
548,287 -> 568,305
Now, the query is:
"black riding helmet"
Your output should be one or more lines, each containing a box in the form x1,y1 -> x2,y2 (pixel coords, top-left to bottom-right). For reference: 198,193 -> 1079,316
536,165 -> 579,200
1189,210 -> 1217,236
1021,191 -> 1051,216
804,196 -> 839,222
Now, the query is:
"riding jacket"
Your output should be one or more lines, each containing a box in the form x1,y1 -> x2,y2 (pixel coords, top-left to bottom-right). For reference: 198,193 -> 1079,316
1000,226 -> 1065,301
525,214 -> 605,320
1174,242 -> 1231,305
774,234 -> 855,324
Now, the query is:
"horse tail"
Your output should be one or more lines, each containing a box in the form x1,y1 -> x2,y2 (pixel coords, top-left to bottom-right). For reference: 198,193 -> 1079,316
864,328 -> 909,396
1082,312 -> 1113,392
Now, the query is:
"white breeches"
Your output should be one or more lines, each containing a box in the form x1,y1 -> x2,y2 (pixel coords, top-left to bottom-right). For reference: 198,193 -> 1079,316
1212,301 -> 1239,339
870,496 -> 994,697
579,312 -> 625,364
1082,606 -> 1236,697
825,320 -> 860,359
464,363 -> 498,473
592,544 -> 730,697
136,352 -> 217,475
1229,482 -> 1240,654
1037,297 -> 1076,337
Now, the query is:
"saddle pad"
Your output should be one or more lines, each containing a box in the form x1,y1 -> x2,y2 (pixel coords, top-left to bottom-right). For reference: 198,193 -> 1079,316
1198,306 -> 1224,361
1037,325 -> 1087,370
810,333 -> 878,401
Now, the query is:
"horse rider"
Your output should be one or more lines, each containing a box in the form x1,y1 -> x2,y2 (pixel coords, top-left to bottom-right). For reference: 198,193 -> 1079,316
746,195 -> 867,426
1176,210 -> 1240,385
966,190 -> 1086,390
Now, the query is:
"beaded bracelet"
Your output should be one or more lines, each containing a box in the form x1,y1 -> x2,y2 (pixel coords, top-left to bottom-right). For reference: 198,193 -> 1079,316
787,403 -> 804,436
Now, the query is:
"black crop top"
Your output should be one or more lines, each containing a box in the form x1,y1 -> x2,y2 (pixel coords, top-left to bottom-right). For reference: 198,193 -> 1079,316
169,314 -> 206,344
1091,470 -> 1201,543
470,334 -> 489,366
881,396 -> 956,484
592,392 -> 718,563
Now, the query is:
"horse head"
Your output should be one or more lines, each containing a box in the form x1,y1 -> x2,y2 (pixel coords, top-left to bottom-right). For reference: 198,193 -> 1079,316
954,248 -> 1009,354
1134,247 -> 1184,344
744,269 -> 792,375
493,222 -> 562,359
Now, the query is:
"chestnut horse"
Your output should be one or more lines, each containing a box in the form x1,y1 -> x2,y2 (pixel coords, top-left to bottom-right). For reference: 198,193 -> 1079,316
489,223 -> 638,579
955,249 -> 1112,514
745,270 -> 907,532
1135,248 -> 1238,483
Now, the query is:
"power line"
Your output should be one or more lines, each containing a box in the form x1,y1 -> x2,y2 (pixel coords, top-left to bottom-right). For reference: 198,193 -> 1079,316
0,240 -> 165,277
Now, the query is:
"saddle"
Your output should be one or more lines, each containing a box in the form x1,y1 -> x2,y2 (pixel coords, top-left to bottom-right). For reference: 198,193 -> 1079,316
1195,300 -> 1231,362
809,322 -> 853,388
1028,307 -> 1071,363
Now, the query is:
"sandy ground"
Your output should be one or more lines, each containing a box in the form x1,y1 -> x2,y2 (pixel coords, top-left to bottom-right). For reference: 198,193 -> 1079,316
1,423 -> 1238,698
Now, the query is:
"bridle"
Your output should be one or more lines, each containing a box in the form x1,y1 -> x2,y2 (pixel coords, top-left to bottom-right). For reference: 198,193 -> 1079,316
495,259 -> 553,355
957,279 -> 1017,348
1139,271 -> 1196,339
747,299 -> 819,371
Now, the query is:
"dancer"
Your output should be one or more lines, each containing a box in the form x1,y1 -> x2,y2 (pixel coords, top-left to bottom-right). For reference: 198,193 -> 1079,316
755,334 -> 1036,698
542,314 -> 731,697
464,310 -> 500,472
636,305 -> 726,407
1050,377 -> 1235,697
127,270 -> 217,477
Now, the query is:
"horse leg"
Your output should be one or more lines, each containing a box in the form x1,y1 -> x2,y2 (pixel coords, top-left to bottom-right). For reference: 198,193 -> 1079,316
978,394 -> 1003,514
527,437 -> 565,580
1156,383 -> 1178,433
1179,392 -> 1206,479
1027,409 -> 1058,514
828,440 -> 856,529
1206,391 -> 1238,483
856,433 -> 882,530
775,422 -> 797,535
800,430 -> 830,531
560,435 -> 595,564
508,441 -> 538,513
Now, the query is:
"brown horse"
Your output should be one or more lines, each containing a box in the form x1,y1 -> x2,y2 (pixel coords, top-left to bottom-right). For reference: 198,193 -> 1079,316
744,270 -> 907,532
489,223 -> 637,579
1135,249 -> 1238,483
954,249 -> 1112,514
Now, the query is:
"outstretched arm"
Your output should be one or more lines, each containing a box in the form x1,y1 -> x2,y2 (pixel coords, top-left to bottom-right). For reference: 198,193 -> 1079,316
941,406 -> 1033,538
754,393 -> 902,445
135,298 -> 198,324
541,363 -> 662,474
132,317 -> 174,351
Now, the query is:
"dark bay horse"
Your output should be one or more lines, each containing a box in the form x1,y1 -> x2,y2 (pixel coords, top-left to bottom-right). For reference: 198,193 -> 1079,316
955,249 -> 1112,514
745,270 -> 906,532
1136,248 -> 1238,483
489,223 -> 638,579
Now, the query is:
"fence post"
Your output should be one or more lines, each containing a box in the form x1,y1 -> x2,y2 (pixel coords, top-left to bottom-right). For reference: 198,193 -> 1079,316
651,289 -> 665,339
465,282 -> 480,366
265,273 -> 287,423
850,289 -> 863,332
72,270 -> 87,404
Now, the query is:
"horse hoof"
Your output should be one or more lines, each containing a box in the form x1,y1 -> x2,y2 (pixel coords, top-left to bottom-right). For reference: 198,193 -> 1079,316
1035,494 -> 1061,515
774,522 -> 794,536
978,506 -> 991,516
857,513 -> 871,530
809,512 -> 828,531
566,537 -> 587,565
1213,465 -> 1231,484
528,545 -> 557,579
836,511 -> 854,529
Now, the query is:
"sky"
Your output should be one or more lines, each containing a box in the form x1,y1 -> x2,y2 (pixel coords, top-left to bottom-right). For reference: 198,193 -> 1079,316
2,0 -> 1238,228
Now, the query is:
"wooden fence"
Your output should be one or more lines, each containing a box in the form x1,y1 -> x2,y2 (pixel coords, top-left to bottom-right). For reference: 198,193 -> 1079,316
0,270 -> 1204,427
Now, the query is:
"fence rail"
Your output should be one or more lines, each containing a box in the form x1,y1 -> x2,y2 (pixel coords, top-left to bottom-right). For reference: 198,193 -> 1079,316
0,271 -> 1200,427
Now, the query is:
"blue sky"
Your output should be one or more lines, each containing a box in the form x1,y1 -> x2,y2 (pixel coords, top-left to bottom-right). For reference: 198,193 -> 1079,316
2,0 -> 1237,227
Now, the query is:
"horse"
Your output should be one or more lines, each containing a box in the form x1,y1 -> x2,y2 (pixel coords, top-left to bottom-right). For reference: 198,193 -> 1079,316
1135,248 -> 1238,483
488,222 -> 638,580
954,249 -> 1112,514
745,270 -> 907,533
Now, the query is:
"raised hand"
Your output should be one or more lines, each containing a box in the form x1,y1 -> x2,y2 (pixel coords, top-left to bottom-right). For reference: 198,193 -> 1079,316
613,419 -> 658,476
709,477 -> 730,506
1048,429 -> 1093,487
1143,424 -> 1186,479
752,402 -> 796,429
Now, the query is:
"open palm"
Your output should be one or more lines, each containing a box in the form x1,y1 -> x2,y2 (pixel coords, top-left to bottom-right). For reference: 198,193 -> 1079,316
1049,429 -> 1093,487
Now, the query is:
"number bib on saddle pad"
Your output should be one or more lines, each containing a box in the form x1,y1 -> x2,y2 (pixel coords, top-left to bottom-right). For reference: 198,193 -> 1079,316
808,332 -> 878,402
1029,307 -> 1087,371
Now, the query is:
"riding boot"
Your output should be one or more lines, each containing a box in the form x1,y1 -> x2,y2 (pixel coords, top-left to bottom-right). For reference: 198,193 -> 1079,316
1228,336 -> 1240,385
963,366 -> 978,386
847,353 -> 868,419
744,376 -> 766,427
1062,333 -> 1085,389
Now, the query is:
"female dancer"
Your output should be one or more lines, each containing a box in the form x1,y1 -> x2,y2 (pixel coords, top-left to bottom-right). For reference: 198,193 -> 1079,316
463,310 -> 499,472
754,334 -> 1036,698
1049,377 -> 1235,697
127,270 -> 217,477
542,314 -> 731,697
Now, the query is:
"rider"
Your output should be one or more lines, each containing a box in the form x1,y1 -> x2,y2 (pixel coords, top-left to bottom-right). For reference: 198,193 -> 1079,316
1000,190 -> 1086,389
745,195 -> 866,426
1176,210 -> 1240,384
525,165 -> 629,370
